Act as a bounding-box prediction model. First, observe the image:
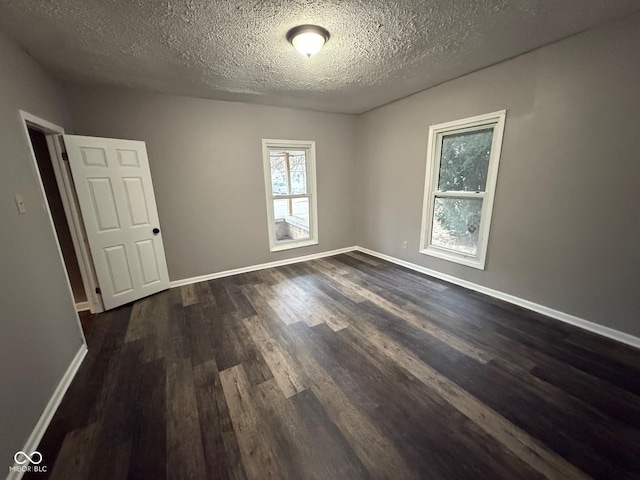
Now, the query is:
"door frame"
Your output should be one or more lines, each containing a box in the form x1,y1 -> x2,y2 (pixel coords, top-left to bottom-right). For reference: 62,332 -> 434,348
19,110 -> 104,314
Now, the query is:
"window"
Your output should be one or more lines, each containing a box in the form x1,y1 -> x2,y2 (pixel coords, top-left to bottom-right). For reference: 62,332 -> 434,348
262,139 -> 318,252
420,110 -> 506,269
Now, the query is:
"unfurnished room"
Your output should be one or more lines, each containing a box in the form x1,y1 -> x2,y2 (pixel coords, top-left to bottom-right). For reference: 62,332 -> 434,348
1,1 -> 640,479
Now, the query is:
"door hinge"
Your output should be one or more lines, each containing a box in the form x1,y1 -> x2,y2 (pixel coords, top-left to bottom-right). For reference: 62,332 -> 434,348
95,287 -> 101,295
62,152 -> 69,161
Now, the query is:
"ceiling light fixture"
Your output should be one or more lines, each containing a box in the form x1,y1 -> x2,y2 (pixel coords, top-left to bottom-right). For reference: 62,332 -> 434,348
286,25 -> 330,58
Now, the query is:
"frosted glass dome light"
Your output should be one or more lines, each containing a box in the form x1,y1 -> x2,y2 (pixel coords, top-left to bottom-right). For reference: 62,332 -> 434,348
287,25 -> 330,58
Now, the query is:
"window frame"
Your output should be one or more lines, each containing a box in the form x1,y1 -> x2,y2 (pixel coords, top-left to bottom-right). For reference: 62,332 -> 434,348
262,139 -> 319,252
419,110 -> 506,270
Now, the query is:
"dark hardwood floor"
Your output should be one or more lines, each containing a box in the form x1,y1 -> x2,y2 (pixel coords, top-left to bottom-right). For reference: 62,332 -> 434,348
27,252 -> 640,479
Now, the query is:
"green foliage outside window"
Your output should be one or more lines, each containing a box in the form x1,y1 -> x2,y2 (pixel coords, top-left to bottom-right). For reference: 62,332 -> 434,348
435,128 -> 492,237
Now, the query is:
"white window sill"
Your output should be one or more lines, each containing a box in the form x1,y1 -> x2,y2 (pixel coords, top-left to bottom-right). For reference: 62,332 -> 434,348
419,246 -> 485,270
270,238 -> 318,252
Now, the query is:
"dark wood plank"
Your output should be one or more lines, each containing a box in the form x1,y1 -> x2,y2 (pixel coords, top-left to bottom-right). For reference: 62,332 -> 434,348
209,279 -> 237,314
90,341 -> 144,449
166,358 -> 207,480
59,305 -> 134,429
125,358 -> 166,480
193,358 -> 248,480
207,308 -> 246,371
225,313 -> 273,386
47,422 -> 101,480
223,280 -> 258,319
242,313 -> 306,398
218,365 -> 288,480
91,441 -> 131,480
180,283 -> 198,306
183,303 -> 219,366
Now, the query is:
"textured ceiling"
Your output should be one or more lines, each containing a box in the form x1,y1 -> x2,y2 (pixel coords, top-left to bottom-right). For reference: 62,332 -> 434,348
1,1 -> 639,114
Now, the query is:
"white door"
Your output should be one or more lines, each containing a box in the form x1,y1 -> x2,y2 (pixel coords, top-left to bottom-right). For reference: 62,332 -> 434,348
63,135 -> 170,310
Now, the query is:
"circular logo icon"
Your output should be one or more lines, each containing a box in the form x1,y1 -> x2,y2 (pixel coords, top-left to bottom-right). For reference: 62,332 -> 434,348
14,451 -> 43,465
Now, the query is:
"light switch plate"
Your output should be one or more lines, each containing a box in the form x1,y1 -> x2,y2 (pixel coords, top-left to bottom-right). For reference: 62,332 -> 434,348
15,194 -> 27,214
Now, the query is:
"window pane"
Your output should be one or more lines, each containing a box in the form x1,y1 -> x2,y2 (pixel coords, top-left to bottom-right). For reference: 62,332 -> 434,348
274,196 -> 310,242
289,152 -> 307,194
270,152 -> 288,195
438,128 -> 493,192
273,198 -> 289,219
431,197 -> 483,255
291,197 -> 309,220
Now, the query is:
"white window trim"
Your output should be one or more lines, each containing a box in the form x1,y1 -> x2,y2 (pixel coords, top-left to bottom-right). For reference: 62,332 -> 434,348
419,110 -> 507,270
262,139 -> 319,252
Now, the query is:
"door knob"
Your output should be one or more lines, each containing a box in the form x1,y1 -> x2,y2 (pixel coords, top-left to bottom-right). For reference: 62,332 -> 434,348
153,228 -> 160,235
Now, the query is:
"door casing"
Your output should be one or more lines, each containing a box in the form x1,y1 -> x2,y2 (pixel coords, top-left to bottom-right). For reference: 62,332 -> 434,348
18,110 -> 92,345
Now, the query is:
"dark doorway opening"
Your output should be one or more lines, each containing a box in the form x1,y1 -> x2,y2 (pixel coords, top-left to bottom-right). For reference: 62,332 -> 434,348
28,127 -> 87,308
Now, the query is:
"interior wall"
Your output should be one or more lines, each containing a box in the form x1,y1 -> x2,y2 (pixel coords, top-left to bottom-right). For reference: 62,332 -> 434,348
0,31 -> 83,466
62,86 -> 358,281
356,13 -> 640,337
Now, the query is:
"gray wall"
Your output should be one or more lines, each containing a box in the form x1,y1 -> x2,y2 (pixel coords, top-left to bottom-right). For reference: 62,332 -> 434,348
0,31 -> 84,466
62,86 -> 358,281
356,13 -> 640,337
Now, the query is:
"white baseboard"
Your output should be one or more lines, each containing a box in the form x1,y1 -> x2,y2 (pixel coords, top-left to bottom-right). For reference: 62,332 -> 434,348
6,344 -> 88,480
169,246 -> 358,288
356,246 -> 640,350
75,301 -> 90,312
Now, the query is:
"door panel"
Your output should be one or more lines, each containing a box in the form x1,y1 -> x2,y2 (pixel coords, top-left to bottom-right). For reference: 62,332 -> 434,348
81,147 -> 108,167
135,239 -> 161,285
63,135 -> 169,310
117,148 -> 140,167
122,177 -> 150,225
88,178 -> 120,231
104,244 -> 134,294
